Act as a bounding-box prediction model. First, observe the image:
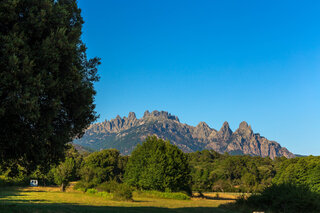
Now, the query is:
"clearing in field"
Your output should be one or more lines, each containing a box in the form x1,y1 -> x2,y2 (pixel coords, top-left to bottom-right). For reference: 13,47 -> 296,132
0,186 -> 239,213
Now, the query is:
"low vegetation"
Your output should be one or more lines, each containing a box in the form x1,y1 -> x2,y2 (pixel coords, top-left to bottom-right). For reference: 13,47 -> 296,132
135,190 -> 190,200
225,183 -> 320,213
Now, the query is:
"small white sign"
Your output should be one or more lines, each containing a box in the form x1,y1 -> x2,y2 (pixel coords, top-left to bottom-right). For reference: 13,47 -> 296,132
30,179 -> 38,187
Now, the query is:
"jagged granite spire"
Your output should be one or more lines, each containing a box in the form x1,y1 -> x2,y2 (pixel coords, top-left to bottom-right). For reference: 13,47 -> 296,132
193,122 -> 212,139
128,112 -> 136,120
236,121 -> 253,137
218,121 -> 233,140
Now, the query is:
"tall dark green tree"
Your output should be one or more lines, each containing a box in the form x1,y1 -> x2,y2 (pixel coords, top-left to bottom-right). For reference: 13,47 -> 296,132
0,0 -> 100,169
124,136 -> 191,193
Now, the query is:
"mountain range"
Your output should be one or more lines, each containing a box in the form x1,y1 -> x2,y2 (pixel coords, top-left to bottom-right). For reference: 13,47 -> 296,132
73,110 -> 295,159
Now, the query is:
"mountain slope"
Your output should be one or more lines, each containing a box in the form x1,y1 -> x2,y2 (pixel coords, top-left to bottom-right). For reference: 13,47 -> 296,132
74,110 -> 295,159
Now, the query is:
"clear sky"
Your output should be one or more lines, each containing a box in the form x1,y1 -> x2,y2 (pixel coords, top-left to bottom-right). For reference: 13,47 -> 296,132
78,0 -> 320,156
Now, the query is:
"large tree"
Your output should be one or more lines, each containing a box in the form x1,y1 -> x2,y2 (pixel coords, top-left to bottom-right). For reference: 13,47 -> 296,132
0,0 -> 100,170
124,136 -> 191,193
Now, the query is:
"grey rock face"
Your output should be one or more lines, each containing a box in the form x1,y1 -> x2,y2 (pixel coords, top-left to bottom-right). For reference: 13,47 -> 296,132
74,110 -> 295,159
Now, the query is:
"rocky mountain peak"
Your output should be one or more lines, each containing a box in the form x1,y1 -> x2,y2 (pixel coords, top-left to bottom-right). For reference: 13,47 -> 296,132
216,121 -> 233,141
239,121 -> 249,129
143,110 -> 150,118
236,121 -> 253,137
143,110 -> 179,122
196,121 -> 210,129
193,122 -> 212,139
128,112 -> 136,120
124,112 -> 138,128
220,121 -> 231,131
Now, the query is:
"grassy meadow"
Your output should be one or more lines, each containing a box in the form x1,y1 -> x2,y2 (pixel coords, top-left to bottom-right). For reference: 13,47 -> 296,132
0,185 -> 239,213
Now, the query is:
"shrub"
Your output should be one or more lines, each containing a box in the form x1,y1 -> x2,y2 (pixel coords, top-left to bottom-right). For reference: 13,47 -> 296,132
96,181 -> 133,201
74,181 -> 95,192
96,179 -> 119,193
86,188 -> 98,194
78,186 -> 113,199
96,191 -> 113,200
112,183 -> 133,201
230,183 -> 320,213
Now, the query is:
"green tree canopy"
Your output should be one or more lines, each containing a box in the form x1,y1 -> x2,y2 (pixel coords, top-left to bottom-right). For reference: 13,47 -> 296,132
0,0 -> 100,169
124,136 -> 191,193
273,156 -> 320,192
188,150 -> 276,192
79,149 -> 125,187
53,157 -> 75,192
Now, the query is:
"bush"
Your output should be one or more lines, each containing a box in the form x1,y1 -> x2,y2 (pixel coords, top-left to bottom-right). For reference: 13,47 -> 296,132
96,191 -> 113,200
86,188 -> 98,194
137,190 -> 190,200
112,183 -> 133,201
74,181 -> 95,192
96,181 -> 133,201
230,183 -> 320,213
75,180 -> 133,201
96,180 -> 119,193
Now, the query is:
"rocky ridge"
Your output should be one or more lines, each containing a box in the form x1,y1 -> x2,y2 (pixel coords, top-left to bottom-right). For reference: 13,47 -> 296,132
74,110 -> 295,159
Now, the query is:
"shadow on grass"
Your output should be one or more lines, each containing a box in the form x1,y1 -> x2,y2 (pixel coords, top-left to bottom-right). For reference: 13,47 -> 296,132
0,202 -> 237,213
193,194 -> 237,201
202,196 -> 236,201
3,199 -> 47,203
21,190 -> 47,193
0,187 -> 24,198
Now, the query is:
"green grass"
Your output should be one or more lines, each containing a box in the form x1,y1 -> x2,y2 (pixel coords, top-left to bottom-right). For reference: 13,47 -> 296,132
136,190 -> 190,200
0,186 -> 238,213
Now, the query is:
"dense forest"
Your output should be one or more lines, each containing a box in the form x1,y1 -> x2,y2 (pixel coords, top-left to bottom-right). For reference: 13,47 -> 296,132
1,136 -> 319,197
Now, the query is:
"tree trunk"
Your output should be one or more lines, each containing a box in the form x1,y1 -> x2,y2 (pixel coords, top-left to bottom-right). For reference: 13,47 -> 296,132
61,183 -> 65,192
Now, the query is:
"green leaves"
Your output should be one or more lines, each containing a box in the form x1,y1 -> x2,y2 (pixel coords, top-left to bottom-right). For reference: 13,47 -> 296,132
53,157 -> 75,188
124,136 -> 191,193
188,151 -> 277,192
79,149 -> 126,187
0,0 -> 100,170
273,156 -> 320,193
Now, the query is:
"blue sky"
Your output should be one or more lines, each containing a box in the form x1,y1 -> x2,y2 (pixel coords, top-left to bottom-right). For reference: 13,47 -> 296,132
78,0 -> 320,155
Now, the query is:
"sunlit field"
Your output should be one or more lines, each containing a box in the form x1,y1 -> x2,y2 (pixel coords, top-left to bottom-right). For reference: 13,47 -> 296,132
0,186 -> 239,213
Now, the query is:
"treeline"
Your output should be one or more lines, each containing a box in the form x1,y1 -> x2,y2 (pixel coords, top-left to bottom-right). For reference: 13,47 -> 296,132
189,150 -> 320,194
189,150 -> 277,193
1,136 -> 320,196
